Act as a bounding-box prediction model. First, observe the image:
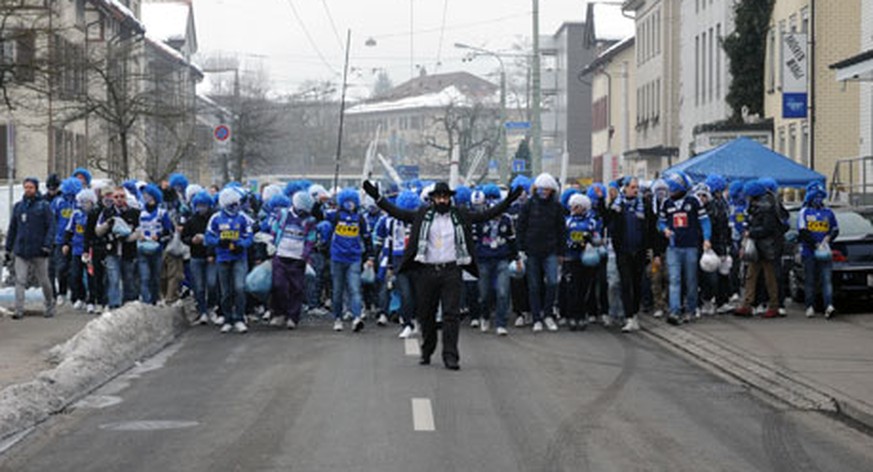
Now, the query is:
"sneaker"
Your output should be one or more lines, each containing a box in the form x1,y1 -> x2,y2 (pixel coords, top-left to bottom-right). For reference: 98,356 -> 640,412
716,303 -> 734,315
286,318 -> 297,330
254,305 -> 266,316
825,305 -> 836,319
470,318 -> 480,328
398,326 -> 414,338
353,317 -> 365,332
269,316 -> 285,327
496,327 -> 509,336
729,293 -> 740,303
377,314 -> 388,326
56,295 -> 66,306
557,317 -> 568,326
86,304 -> 96,314
532,321 -> 543,332
652,310 -> 664,319
480,319 -> 490,333
778,307 -> 787,317
73,300 -> 85,311
309,306 -> 329,317
172,299 -> 185,308
702,301 -> 715,316
587,315 -> 597,324
342,312 -> 353,321
220,323 -> 233,333
333,319 -> 343,332
805,306 -> 815,318
734,306 -> 752,317
544,316 -> 559,331
762,308 -> 780,319
213,315 -> 226,326
568,319 -> 578,331
621,317 -> 640,333
667,313 -> 681,326
693,309 -> 702,320
601,315 -> 613,328
12,312 -> 23,320
195,314 -> 209,325
754,304 -> 766,316
514,315 -> 526,327
233,321 -> 248,333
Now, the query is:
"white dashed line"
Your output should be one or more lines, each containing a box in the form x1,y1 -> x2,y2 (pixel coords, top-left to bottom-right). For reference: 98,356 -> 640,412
404,338 -> 421,357
411,398 -> 435,431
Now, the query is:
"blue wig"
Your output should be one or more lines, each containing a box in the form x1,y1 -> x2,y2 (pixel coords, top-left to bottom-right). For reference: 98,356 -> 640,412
191,191 -> 213,208
705,174 -> 727,193
71,167 -> 92,186
511,175 -> 532,193
337,188 -> 360,209
61,177 -> 83,197
169,173 -> 189,191
728,180 -> 745,200
759,177 -> 778,193
268,194 -> 292,210
560,188 -> 580,209
453,185 -> 472,206
743,180 -> 766,198
482,183 -> 502,200
142,183 -> 164,205
396,190 -> 421,211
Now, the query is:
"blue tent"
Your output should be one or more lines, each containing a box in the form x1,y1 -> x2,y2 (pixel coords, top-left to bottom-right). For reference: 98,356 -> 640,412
663,137 -> 825,187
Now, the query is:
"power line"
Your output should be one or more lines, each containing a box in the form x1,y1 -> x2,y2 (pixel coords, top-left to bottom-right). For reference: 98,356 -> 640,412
434,0 -> 449,71
370,11 -> 531,40
283,0 -> 340,76
320,0 -> 346,54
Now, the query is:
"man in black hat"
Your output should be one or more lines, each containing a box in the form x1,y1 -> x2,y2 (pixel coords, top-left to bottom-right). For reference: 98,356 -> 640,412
363,180 -> 522,370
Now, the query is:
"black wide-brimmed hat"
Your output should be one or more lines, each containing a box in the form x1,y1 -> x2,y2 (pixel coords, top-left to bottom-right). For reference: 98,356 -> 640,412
429,181 -> 455,197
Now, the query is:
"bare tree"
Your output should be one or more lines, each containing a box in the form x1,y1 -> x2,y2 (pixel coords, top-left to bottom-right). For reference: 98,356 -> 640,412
424,99 -> 500,174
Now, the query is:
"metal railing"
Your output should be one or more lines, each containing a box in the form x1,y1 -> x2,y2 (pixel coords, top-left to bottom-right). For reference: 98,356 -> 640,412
830,155 -> 873,206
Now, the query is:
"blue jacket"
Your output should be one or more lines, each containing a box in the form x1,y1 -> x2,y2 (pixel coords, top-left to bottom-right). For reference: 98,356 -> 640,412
6,193 -> 55,258
609,194 -> 647,254
51,195 -> 76,245
327,209 -> 372,264
565,213 -> 602,260
473,212 -> 517,261
797,205 -> 839,258
730,199 -> 748,243
64,209 -> 89,256
138,204 -> 174,248
205,210 -> 253,263
658,194 -> 711,248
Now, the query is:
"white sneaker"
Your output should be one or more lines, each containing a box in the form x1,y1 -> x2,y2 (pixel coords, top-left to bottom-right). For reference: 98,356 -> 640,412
754,304 -> 766,315
587,315 -> 597,324
377,314 -> 388,326
729,293 -> 740,303
532,321 -> 543,332
778,307 -> 786,317
702,301 -> 715,316
254,305 -> 265,316
309,307 -> 329,317
269,316 -> 285,327
496,327 -> 508,336
621,317 -> 640,333
56,295 -> 66,306
286,318 -> 297,330
172,299 -> 185,308
220,323 -> 233,333
480,319 -> 490,332
342,312 -> 353,321
717,303 -> 734,314
333,319 -> 343,332
470,318 -> 480,328
544,316 -> 558,331
652,310 -> 664,319
825,305 -> 836,319
86,304 -> 96,314
73,300 -> 85,310
233,321 -> 248,333
601,315 -> 613,327
693,309 -> 702,320
352,317 -> 365,332
514,315 -> 526,327
195,314 -> 209,325
213,315 -> 225,326
398,326 -> 414,338
805,306 -> 815,318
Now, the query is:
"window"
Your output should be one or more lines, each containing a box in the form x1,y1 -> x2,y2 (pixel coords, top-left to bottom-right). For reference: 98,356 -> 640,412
789,124 -> 797,160
655,79 -> 661,119
654,10 -> 660,56
778,20 -> 786,89
716,24 -> 721,99
768,29 -> 776,92
801,7 -> 810,33
701,31 -> 707,103
695,35 -> 700,106
778,126 -> 786,154
709,27 -> 714,103
75,0 -> 86,27
789,14 -> 797,33
801,122 -> 810,166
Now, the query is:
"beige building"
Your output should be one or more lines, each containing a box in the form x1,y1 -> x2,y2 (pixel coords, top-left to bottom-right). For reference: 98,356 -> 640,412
764,0 -> 860,184
582,37 -> 637,183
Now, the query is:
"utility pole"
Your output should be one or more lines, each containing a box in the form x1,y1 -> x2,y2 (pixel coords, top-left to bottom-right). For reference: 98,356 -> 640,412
333,29 -> 352,191
531,0 -> 542,175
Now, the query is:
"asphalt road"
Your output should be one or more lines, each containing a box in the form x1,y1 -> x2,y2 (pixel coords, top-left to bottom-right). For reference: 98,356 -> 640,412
2,320 -> 872,472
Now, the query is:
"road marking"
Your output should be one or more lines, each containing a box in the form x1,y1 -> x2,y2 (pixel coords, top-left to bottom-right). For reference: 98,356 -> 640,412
99,420 -> 199,431
412,398 -> 435,431
404,338 -> 421,357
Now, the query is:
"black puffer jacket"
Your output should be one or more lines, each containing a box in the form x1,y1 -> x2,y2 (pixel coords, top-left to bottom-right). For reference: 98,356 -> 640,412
706,196 -> 731,256
517,195 -> 566,257
747,193 -> 786,261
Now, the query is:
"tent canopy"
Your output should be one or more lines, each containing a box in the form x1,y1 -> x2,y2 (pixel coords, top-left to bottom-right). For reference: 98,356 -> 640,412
663,137 -> 825,187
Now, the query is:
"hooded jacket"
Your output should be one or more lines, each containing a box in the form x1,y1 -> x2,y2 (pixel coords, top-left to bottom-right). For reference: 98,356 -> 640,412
205,209 -> 253,263
517,194 -> 566,257
6,192 -> 54,258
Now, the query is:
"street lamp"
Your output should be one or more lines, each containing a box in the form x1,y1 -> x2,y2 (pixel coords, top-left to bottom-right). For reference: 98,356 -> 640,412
454,42 -> 508,182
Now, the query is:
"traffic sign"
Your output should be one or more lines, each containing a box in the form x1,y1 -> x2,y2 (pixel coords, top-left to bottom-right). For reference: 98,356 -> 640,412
214,124 -> 231,143
504,121 -> 531,130
512,159 -> 526,173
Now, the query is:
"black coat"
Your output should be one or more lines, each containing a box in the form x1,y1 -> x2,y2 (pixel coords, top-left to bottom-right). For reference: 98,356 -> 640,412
375,195 -> 518,278
516,196 -> 566,257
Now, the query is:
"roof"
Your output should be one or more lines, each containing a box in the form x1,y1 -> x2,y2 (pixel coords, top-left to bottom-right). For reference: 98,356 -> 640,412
830,49 -> 873,70
347,85 -> 496,115
664,137 -> 825,187
580,36 -> 634,77
830,49 -> 873,81
197,94 -> 232,117
145,34 -> 203,79
375,71 -> 497,103
88,0 -> 145,34
583,2 -> 635,47
141,2 -> 191,43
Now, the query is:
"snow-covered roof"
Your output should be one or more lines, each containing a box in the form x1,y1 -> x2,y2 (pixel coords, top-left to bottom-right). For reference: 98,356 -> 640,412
141,2 -> 190,43
197,93 -> 232,117
589,3 -> 635,42
145,34 -> 203,78
580,35 -> 635,77
89,0 -> 145,33
346,85 -> 497,115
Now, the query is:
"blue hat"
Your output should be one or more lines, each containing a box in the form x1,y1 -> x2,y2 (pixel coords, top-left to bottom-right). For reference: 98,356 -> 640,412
169,173 -> 189,191
72,167 -> 92,186
705,174 -> 726,193
396,190 -> 421,210
61,177 -> 83,197
560,188 -> 580,209
142,183 -> 164,204
453,185 -> 472,206
743,180 -> 766,198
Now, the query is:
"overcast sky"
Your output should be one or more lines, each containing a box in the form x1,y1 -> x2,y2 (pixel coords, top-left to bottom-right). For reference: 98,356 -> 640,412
192,0 -> 621,97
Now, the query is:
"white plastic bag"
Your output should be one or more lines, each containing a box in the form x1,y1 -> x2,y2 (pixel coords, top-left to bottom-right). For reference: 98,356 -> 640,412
741,238 -> 758,262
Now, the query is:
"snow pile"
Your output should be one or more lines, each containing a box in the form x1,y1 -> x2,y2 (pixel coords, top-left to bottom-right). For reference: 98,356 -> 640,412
0,302 -> 189,441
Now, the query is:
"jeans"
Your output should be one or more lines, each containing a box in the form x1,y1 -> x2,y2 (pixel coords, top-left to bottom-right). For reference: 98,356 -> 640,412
122,258 -> 139,303
331,260 -> 362,320
666,246 -> 699,315
526,254 -> 559,322
478,258 -> 510,328
189,258 -> 211,315
306,252 -> 326,308
803,257 -> 833,309
104,255 -> 122,308
138,251 -> 163,305
395,272 -> 415,327
218,259 -> 248,324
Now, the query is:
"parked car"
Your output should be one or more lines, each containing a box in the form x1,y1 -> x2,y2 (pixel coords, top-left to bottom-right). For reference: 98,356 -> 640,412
787,209 -> 873,305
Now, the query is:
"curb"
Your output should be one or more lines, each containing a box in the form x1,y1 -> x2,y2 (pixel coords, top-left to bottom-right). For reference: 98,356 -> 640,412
0,302 -> 190,442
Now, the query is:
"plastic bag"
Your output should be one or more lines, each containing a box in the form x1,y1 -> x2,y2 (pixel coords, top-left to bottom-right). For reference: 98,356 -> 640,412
718,255 -> 733,276
112,217 -> 132,238
581,244 -> 601,267
165,232 -> 187,257
814,241 -> 833,262
508,259 -> 525,279
361,265 -> 376,284
245,260 -> 273,302
137,239 -> 161,255
699,249 -> 720,273
741,238 -> 758,262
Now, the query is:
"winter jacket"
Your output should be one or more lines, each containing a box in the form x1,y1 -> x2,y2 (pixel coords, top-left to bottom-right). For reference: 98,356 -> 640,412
182,211 -> 214,260
6,193 -> 54,259
64,209 -> 89,256
658,193 -> 711,249
517,195 -> 566,257
730,199 -> 748,243
706,195 -> 732,256
746,193 -> 786,261
565,213 -> 601,260
270,208 -> 317,261
138,204 -> 173,249
473,212 -> 517,261
327,209 -> 373,264
608,193 -> 649,255
797,205 -> 839,259
51,195 -> 76,246
205,210 -> 253,263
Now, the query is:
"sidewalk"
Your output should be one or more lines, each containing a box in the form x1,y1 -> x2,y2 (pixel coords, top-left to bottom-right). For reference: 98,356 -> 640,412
641,306 -> 873,428
0,305 -> 92,390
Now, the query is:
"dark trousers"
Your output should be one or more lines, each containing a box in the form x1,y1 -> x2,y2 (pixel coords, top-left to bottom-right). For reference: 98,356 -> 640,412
563,260 -> 596,321
272,257 -> 306,323
52,246 -> 70,298
89,254 -> 106,306
510,276 -> 529,315
617,251 -> 646,318
415,264 -> 461,366
69,255 -> 87,303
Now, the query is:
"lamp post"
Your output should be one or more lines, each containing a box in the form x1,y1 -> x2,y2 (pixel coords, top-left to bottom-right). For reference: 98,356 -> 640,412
455,43 -> 508,182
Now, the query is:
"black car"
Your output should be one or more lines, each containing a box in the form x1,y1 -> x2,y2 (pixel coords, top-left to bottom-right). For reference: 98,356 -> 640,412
787,209 -> 873,305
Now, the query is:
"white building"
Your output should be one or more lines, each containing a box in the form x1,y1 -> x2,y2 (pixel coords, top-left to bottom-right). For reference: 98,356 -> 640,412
678,0 -> 734,158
